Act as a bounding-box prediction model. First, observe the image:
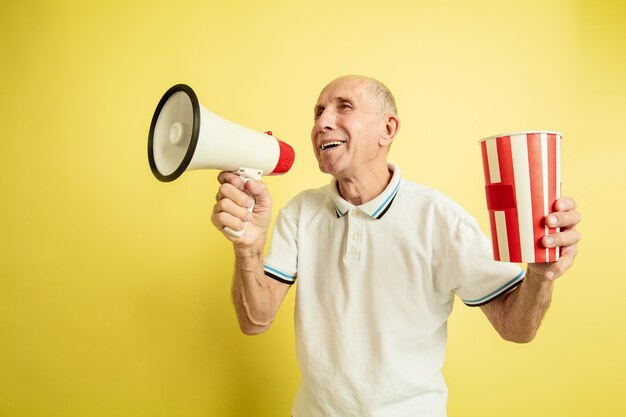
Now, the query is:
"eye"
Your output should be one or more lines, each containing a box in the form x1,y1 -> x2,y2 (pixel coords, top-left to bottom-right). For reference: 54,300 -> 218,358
314,106 -> 324,120
339,101 -> 353,110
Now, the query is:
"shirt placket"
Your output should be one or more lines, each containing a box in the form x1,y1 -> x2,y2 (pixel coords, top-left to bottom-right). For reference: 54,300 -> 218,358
344,208 -> 362,260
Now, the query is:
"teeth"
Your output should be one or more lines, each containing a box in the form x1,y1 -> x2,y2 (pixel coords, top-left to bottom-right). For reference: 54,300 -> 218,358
320,141 -> 345,150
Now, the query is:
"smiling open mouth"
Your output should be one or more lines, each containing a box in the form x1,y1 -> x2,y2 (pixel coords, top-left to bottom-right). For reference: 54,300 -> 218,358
320,141 -> 346,151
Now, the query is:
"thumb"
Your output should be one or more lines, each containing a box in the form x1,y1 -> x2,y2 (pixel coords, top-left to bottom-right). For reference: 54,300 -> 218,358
244,179 -> 272,212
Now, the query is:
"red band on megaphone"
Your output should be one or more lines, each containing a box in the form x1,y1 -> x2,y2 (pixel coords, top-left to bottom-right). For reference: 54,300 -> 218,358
271,138 -> 295,175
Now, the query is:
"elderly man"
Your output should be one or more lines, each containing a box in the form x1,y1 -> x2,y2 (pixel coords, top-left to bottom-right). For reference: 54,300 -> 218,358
211,75 -> 581,417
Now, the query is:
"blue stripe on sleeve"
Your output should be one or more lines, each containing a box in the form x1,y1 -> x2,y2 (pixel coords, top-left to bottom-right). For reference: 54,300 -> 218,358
264,265 -> 296,283
462,270 -> 525,306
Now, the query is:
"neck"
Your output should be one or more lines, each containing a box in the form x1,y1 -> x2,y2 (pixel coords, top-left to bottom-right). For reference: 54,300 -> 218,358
336,162 -> 392,205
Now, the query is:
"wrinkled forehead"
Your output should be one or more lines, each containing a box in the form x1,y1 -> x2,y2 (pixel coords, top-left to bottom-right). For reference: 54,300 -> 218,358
315,77 -> 372,107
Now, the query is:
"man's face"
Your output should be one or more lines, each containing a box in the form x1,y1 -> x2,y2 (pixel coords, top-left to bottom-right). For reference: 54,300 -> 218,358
310,77 -> 387,178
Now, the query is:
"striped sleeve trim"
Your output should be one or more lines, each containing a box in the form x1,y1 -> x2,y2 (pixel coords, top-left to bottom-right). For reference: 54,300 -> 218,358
264,265 -> 296,285
462,270 -> 525,307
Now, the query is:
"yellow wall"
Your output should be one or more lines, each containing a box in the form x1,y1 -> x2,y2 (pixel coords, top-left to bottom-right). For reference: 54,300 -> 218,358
1,0 -> 624,416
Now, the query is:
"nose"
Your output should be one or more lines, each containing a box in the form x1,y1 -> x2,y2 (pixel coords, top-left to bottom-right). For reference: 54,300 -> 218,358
314,108 -> 336,133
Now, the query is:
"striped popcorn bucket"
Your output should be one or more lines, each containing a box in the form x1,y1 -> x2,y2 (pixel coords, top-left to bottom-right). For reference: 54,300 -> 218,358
479,131 -> 562,263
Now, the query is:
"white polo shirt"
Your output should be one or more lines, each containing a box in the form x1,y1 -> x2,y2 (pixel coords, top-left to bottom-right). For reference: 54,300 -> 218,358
264,164 -> 524,417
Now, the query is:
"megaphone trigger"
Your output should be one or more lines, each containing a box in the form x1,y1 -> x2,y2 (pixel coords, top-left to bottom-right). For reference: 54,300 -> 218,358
233,167 -> 263,181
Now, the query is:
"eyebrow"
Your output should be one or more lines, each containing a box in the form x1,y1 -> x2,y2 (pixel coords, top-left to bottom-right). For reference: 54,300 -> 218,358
314,96 -> 354,114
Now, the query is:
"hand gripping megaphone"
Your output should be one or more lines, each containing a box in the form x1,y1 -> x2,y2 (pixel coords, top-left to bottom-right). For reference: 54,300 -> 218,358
148,84 -> 295,237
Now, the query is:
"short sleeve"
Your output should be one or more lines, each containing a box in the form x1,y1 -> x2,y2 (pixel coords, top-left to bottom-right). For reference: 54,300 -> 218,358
446,216 -> 525,306
263,205 -> 298,285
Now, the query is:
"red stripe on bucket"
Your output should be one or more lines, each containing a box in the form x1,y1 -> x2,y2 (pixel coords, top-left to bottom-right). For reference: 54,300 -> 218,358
481,141 -> 500,260
496,136 -> 521,262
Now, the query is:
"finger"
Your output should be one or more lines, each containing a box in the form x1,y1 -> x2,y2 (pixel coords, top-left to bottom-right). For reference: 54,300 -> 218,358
219,183 -> 254,209
542,228 -> 581,248
554,196 -> 577,212
244,179 -> 271,207
545,210 -> 582,229
211,210 -> 247,234
217,171 -> 246,189
545,250 -> 576,280
214,198 -> 253,222
244,179 -> 265,197
560,243 -> 579,259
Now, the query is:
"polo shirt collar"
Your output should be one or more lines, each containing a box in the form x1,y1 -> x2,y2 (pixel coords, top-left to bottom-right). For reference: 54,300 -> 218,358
330,163 -> 402,220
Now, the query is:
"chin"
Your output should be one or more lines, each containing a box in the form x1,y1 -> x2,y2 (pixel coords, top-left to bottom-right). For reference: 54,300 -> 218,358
317,155 -> 349,177
318,165 -> 333,175
318,161 -> 340,175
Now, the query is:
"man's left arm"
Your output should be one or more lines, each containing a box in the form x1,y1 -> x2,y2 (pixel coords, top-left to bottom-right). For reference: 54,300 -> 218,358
480,196 -> 581,343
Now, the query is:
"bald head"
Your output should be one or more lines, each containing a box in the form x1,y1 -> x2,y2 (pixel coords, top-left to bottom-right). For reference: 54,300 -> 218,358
323,75 -> 398,117
365,77 -> 398,116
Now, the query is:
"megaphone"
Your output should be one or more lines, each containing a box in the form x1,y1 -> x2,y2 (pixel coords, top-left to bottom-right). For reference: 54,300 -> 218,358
148,84 -> 295,237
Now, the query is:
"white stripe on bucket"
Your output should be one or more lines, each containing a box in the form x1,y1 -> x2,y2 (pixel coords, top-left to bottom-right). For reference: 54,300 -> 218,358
556,136 -> 561,259
511,135 -> 535,263
541,133 -> 549,262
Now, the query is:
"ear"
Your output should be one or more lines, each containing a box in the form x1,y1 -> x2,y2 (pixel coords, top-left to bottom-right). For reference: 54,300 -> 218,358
379,114 -> 400,147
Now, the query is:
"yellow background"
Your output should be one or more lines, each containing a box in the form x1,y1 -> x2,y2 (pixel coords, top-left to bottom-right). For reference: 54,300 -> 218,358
1,0 -> 624,416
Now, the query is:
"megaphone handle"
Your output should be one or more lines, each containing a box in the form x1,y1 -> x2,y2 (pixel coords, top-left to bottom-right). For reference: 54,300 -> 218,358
223,168 -> 263,238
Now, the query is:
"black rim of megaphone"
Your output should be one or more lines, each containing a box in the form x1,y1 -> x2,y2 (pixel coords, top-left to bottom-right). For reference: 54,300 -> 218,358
148,84 -> 200,182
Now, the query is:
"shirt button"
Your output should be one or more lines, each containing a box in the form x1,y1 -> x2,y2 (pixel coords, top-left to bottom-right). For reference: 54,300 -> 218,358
351,210 -> 358,217
352,233 -> 359,240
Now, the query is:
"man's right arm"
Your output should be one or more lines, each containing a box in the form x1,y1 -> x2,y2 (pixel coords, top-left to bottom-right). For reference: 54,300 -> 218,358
211,172 -> 290,335
231,244 -> 291,335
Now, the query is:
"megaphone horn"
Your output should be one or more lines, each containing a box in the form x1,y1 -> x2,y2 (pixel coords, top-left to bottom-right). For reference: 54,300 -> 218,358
148,84 -> 295,182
